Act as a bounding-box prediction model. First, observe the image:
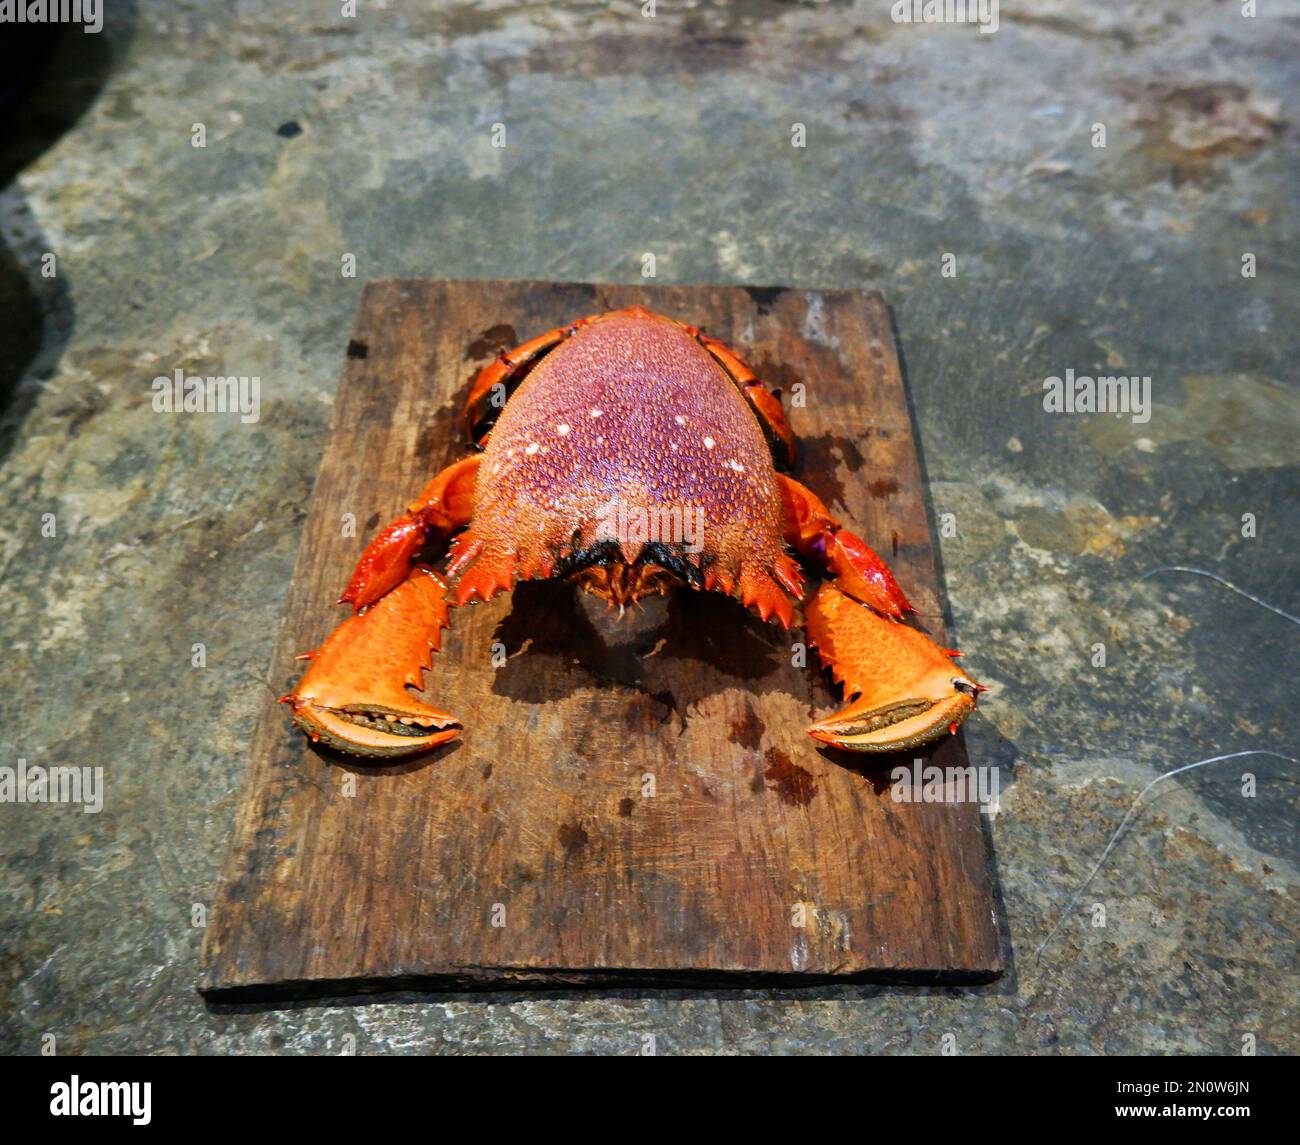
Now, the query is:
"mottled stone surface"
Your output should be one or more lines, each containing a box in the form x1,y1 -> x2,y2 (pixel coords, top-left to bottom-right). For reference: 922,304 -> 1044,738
1,1 -> 1296,1055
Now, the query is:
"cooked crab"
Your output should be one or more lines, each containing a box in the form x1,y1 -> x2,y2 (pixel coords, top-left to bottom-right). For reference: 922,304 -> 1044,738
281,306 -> 983,758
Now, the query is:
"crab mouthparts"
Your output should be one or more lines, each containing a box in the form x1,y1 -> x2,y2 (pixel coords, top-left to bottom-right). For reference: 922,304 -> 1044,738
575,562 -> 682,608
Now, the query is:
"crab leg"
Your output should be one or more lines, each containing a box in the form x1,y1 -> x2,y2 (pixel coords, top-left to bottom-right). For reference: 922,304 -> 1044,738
696,333 -> 797,469
281,566 -> 462,758
805,583 -> 983,752
339,454 -> 480,610
777,474 -> 914,619
463,314 -> 603,439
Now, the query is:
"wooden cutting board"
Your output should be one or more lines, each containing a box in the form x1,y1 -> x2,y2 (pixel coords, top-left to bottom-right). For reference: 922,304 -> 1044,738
199,280 -> 1004,999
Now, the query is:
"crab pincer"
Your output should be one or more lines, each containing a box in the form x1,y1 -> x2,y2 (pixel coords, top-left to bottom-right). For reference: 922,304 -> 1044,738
280,567 -> 462,757
804,584 -> 984,752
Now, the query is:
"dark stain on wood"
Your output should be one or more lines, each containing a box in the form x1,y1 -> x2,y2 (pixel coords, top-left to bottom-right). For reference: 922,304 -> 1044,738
836,436 -> 867,473
557,819 -> 590,857
730,700 -> 765,751
465,323 -> 517,360
199,279 -> 1005,999
744,286 -> 787,315
752,354 -> 802,398
764,747 -> 818,807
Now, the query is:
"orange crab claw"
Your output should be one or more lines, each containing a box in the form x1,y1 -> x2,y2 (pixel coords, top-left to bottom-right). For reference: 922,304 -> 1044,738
338,512 -> 429,610
822,528 -> 914,620
777,475 -> 913,619
804,583 -> 983,752
339,455 -> 480,611
281,567 -> 462,758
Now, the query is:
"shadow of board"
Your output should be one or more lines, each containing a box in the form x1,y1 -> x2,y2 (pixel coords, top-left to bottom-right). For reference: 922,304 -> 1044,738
0,5 -> 137,463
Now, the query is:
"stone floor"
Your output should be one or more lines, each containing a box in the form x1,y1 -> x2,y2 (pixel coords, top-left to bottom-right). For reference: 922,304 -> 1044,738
1,1 -> 1296,1054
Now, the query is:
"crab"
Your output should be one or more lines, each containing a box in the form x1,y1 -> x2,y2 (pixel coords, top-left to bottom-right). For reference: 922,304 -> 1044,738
281,306 -> 984,758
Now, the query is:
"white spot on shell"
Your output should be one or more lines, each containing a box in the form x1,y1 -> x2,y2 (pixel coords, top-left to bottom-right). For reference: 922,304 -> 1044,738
525,442 -> 540,455
556,423 -> 571,436
728,459 -> 744,472
703,436 -> 716,449
674,415 -> 686,426
589,408 -> 603,418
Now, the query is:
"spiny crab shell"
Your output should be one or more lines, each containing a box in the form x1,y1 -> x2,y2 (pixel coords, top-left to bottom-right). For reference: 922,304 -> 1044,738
455,310 -> 794,614
281,305 -> 984,758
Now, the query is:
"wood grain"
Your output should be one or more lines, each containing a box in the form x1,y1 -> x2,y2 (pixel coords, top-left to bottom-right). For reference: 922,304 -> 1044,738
199,280 -> 1004,998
